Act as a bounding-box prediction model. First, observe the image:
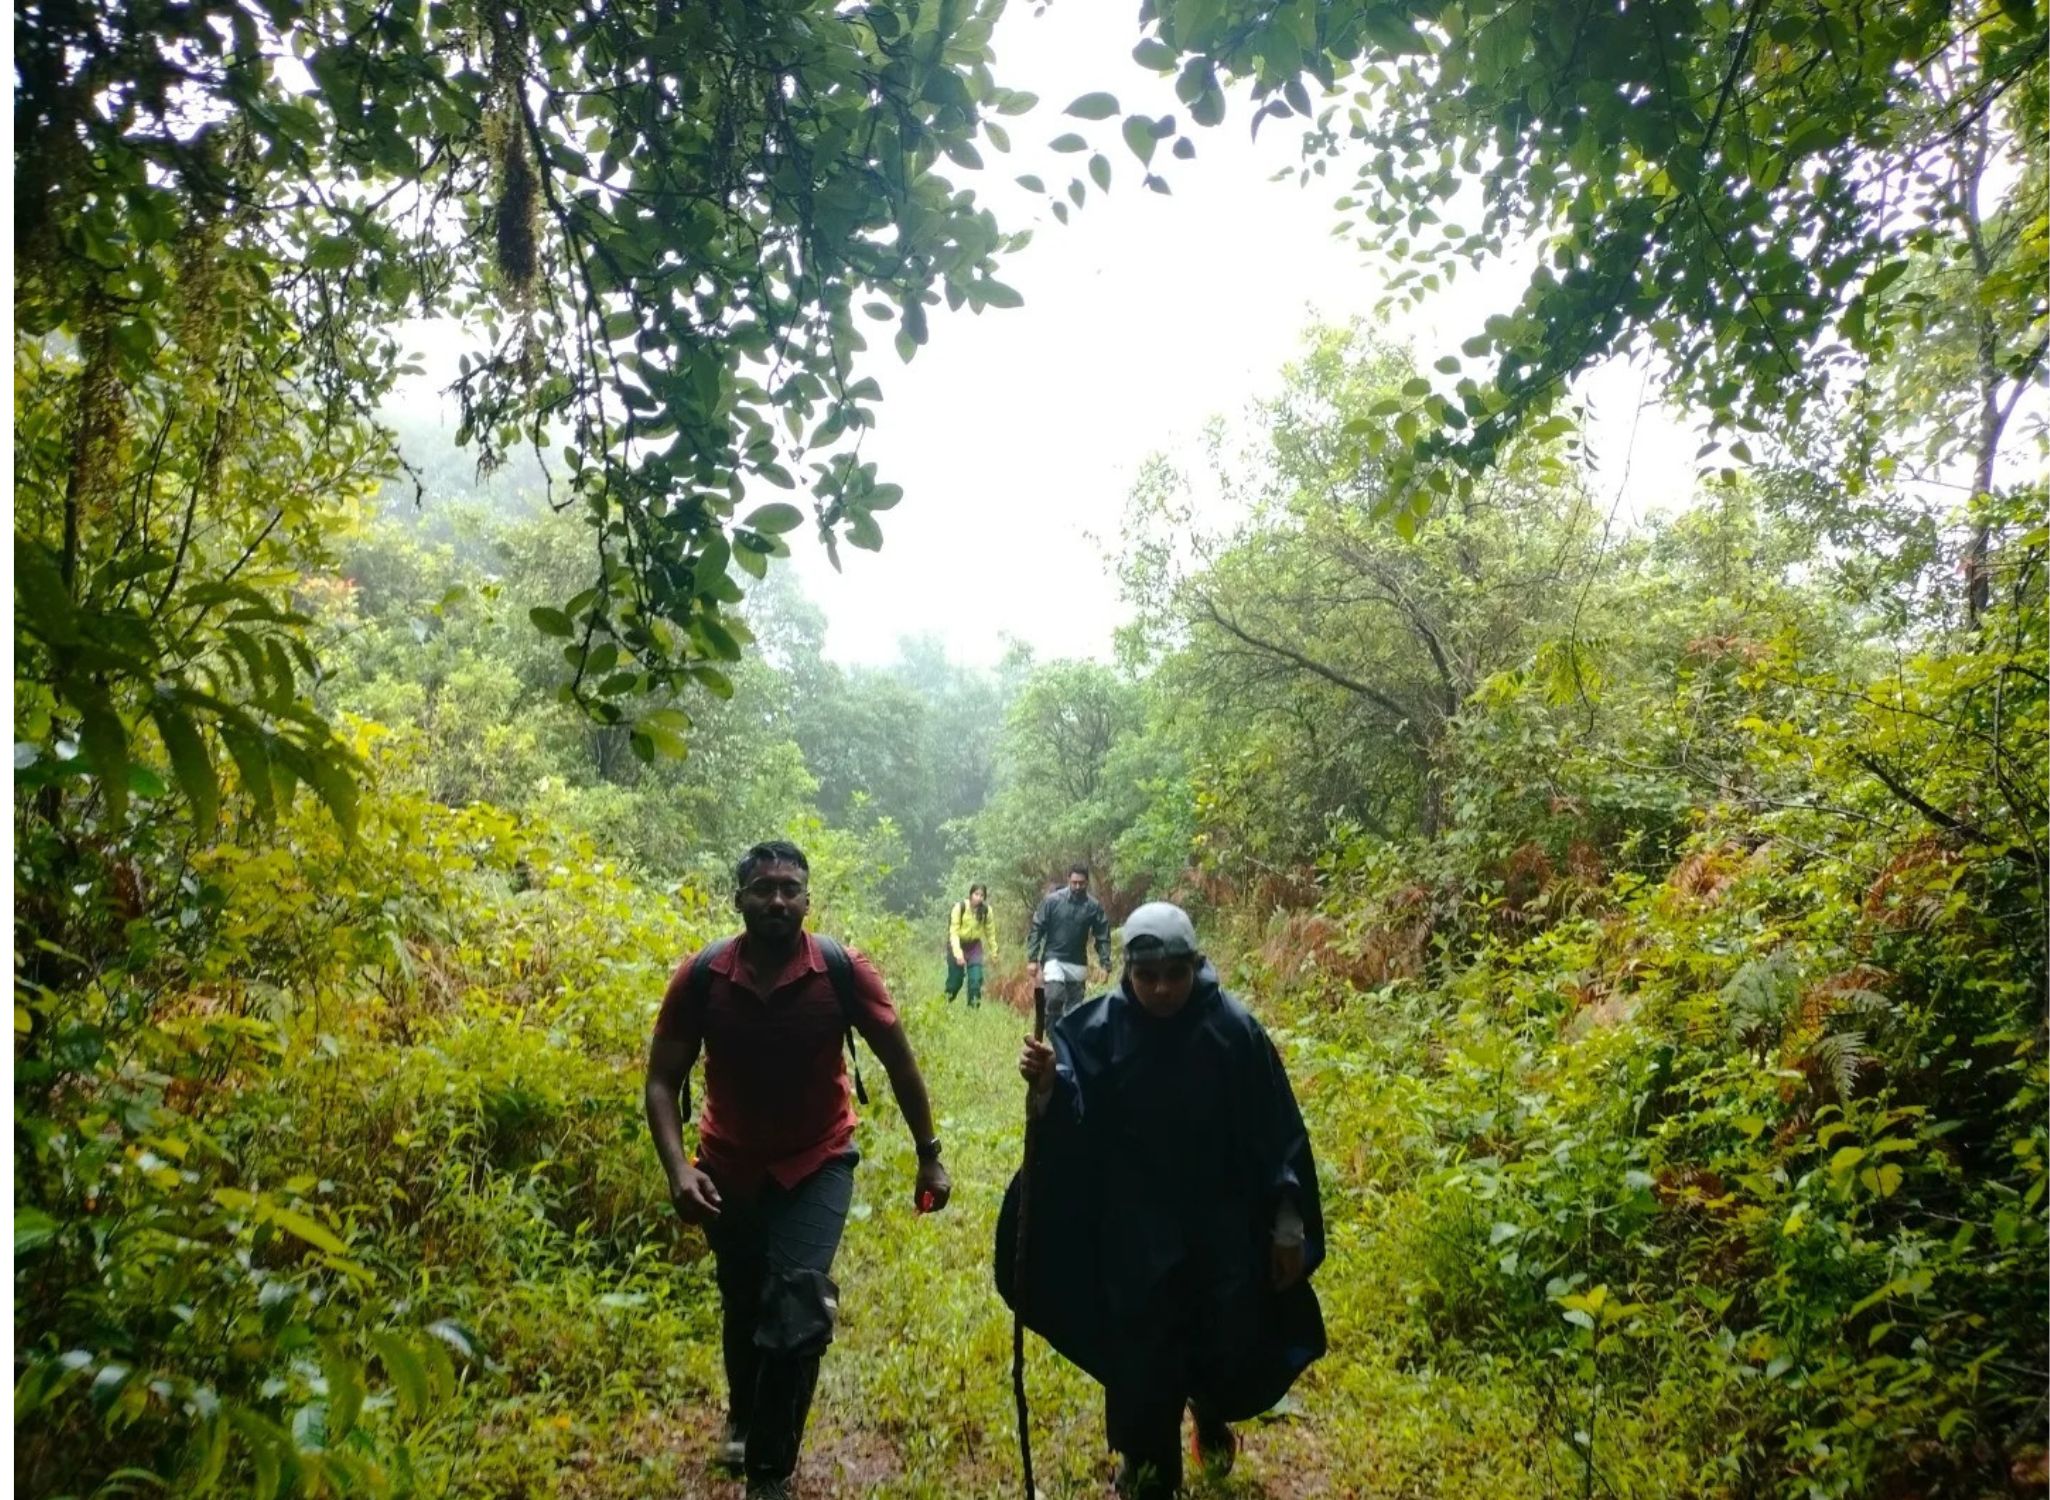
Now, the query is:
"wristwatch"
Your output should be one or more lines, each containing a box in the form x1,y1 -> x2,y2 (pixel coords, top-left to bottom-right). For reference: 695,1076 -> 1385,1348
915,1135 -> 943,1164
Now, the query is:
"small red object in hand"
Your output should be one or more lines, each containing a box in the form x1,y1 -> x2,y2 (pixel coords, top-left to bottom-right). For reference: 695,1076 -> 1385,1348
917,1190 -> 937,1214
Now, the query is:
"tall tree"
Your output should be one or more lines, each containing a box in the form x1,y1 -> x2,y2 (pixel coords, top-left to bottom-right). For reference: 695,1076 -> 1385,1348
15,0 -> 1036,841
1039,0 -> 2045,552
1120,327 -> 1603,843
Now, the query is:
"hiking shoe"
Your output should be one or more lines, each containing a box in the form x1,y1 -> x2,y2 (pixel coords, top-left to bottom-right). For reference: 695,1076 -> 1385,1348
715,1416 -> 747,1470
744,1478 -> 794,1500
1190,1408 -> 1237,1478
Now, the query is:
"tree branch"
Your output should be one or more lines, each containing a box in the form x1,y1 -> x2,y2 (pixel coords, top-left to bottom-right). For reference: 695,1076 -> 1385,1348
1194,594 -> 1428,746
1847,749 -> 1987,844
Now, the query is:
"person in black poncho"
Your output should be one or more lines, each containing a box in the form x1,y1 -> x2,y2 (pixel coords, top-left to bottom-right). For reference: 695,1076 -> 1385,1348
995,901 -> 1326,1499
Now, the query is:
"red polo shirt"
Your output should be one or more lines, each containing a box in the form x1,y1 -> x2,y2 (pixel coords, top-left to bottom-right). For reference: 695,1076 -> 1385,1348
654,931 -> 898,1193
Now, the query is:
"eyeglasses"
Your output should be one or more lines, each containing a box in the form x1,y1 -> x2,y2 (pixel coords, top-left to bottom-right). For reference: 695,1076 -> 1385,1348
741,878 -> 808,901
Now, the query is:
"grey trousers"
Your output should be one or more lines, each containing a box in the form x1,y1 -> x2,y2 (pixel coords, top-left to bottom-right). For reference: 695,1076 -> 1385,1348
705,1153 -> 856,1482
1043,976 -> 1087,1027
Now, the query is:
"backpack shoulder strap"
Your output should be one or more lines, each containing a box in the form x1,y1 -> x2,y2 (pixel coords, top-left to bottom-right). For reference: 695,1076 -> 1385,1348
686,936 -> 737,1017
814,936 -> 871,1106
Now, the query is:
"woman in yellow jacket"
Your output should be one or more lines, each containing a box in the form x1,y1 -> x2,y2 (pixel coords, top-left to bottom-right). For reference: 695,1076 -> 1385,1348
944,884 -> 995,1007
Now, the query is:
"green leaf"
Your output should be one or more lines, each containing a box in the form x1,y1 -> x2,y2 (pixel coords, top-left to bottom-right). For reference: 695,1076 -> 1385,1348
1360,10 -> 1426,52
642,721 -> 688,759
529,606 -> 574,638
1862,258 -> 1909,299
215,720 -> 276,825
1122,115 -> 1156,164
699,616 -> 744,661
304,754 -> 359,840
149,700 -> 219,838
370,1333 -> 429,1421
1132,37 -> 1177,70
743,503 -> 805,535
306,235 -> 355,271
14,537 -> 77,645
88,1363 -> 134,1417
1014,174 -> 1046,193
1089,153 -> 1111,190
77,691 -> 130,826
321,1341 -> 364,1442
425,1319 -> 480,1363
268,1205 -> 348,1257
14,1208 -> 59,1257
1048,133 -> 1087,153
1064,92 -> 1121,120
227,1408 -> 285,1499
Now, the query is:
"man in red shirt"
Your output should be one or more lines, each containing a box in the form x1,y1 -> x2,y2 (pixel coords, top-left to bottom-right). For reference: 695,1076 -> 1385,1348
644,840 -> 951,1500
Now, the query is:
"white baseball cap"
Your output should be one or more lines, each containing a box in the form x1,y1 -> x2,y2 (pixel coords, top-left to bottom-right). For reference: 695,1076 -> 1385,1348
1121,902 -> 1199,961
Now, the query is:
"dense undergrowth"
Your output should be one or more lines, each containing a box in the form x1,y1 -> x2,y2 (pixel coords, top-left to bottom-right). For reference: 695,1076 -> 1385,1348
15,740 -> 921,1497
1236,819 -> 2045,1499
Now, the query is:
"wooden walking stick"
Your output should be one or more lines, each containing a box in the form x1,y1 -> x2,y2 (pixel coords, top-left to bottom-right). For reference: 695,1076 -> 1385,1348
1012,982 -> 1047,1500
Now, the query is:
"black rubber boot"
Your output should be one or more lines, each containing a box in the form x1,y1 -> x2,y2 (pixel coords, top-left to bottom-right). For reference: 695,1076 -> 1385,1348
744,1351 -> 822,1490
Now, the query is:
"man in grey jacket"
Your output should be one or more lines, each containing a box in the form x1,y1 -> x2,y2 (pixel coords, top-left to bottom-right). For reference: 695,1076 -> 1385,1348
1027,864 -> 1113,1026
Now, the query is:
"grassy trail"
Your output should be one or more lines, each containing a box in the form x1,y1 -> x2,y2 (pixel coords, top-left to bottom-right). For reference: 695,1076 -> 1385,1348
554,975 -> 1569,1500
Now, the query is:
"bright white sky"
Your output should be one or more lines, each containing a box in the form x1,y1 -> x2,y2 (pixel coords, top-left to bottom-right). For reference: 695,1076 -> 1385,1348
400,0 -> 1702,668
783,2 -> 1699,666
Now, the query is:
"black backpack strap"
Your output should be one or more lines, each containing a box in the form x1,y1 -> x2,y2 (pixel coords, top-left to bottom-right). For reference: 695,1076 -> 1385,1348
815,936 -> 870,1106
686,936 -> 736,1018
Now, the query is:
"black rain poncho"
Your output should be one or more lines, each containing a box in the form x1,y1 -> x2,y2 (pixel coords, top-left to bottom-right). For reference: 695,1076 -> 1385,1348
994,965 -> 1327,1421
